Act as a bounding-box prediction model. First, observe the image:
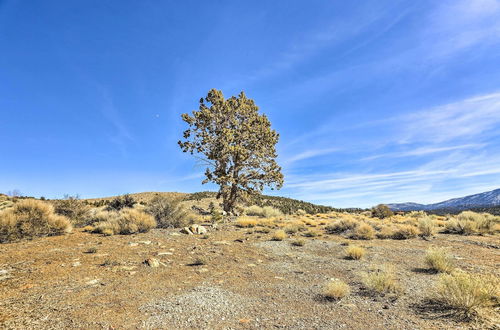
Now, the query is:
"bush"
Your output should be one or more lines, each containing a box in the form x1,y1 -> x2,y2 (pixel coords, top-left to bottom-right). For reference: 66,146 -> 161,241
92,209 -> 156,235
146,195 -> 195,228
53,195 -> 91,227
435,271 -> 499,319
271,230 -> 287,241
345,245 -> 366,260
244,205 -> 264,216
291,239 -> 305,246
425,248 -> 455,273
325,218 -> 358,234
351,223 -> 375,240
391,224 -> 419,239
371,204 -> 394,219
444,211 -> 499,235
106,194 -> 136,211
236,217 -> 258,228
362,265 -> 400,294
323,279 -> 350,300
0,199 -> 72,243
418,217 -> 435,238
376,226 -> 394,239
244,205 -> 282,218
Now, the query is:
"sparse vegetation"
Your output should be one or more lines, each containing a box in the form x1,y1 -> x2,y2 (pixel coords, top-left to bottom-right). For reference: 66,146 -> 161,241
291,238 -> 306,246
271,229 -> 287,241
106,194 -> 137,211
425,248 -> 455,273
435,271 -> 499,319
146,195 -> 195,228
325,218 -> 358,234
92,209 -> 156,235
53,195 -> 91,227
418,217 -> 435,238
345,245 -> 366,260
236,217 -> 258,228
323,279 -> 350,300
362,265 -> 400,295
0,199 -> 72,243
444,211 -> 499,235
351,223 -> 375,240
391,224 -> 419,240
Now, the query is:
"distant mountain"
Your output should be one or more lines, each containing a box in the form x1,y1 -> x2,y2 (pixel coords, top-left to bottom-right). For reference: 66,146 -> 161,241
387,188 -> 500,212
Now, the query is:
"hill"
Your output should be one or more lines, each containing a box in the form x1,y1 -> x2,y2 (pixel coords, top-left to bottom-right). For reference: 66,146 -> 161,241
388,188 -> 500,212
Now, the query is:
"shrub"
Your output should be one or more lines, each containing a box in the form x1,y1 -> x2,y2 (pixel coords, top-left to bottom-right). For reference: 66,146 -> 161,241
92,209 -> 156,235
376,226 -> 394,239
371,204 -> 394,219
0,199 -> 72,243
425,248 -> 455,273
244,205 -> 264,216
106,194 -> 136,211
295,209 -> 307,216
351,223 -> 375,240
345,245 -> 366,260
146,195 -> 194,228
262,206 -> 283,218
362,265 -> 400,294
435,271 -> 499,318
323,279 -> 350,300
271,230 -> 287,241
284,225 -> 300,234
325,218 -> 358,234
54,195 -> 91,227
302,230 -> 318,237
236,217 -> 258,228
291,239 -> 306,246
391,224 -> 419,239
418,217 -> 435,238
444,211 -> 499,235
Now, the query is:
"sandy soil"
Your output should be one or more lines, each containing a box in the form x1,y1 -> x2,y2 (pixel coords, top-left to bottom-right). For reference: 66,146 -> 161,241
0,224 -> 499,329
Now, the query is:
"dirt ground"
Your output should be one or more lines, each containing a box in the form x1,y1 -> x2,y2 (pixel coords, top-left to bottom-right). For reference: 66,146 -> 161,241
0,223 -> 499,329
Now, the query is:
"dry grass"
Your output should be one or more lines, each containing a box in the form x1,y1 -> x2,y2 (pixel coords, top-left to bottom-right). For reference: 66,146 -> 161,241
362,265 -> 401,295
236,217 -> 258,228
351,223 -> 375,240
425,248 -> 455,273
271,229 -> 287,241
0,199 -> 72,243
92,209 -> 156,235
323,279 -> 350,300
345,245 -> 366,260
325,218 -> 358,234
376,226 -> 394,239
445,211 -> 499,235
244,205 -> 282,218
391,224 -> 419,240
435,271 -> 499,319
291,238 -> 306,246
418,217 -> 435,238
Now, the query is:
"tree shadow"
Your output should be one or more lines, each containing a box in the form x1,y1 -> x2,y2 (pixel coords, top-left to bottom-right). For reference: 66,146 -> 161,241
411,267 -> 437,274
410,298 -> 471,322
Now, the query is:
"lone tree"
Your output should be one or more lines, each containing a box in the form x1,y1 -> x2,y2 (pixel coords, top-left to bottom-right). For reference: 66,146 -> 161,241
178,89 -> 284,214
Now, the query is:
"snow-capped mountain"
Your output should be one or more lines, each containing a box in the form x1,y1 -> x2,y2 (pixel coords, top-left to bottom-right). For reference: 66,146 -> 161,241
387,188 -> 500,211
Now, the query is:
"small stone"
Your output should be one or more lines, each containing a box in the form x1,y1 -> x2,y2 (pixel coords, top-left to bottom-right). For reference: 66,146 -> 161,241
213,241 -> 230,246
197,268 -> 209,273
170,232 -> 181,236
247,264 -> 257,267
72,262 -> 81,267
157,252 -> 173,256
180,227 -> 194,235
140,241 -> 152,245
86,279 -> 99,285
144,258 -> 160,268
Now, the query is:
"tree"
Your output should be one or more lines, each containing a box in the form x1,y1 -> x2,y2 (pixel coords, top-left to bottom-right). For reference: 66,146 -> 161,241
179,89 -> 284,214
371,204 -> 394,219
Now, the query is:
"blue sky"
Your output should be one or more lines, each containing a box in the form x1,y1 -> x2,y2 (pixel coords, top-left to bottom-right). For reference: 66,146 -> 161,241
1,0 -> 500,207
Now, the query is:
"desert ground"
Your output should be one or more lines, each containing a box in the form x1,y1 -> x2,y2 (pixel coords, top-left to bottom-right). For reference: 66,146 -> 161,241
1,205 -> 499,329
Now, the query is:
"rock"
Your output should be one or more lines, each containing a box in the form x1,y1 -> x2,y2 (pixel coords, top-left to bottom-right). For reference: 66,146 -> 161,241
144,258 -> 160,268
128,242 -> 139,247
170,232 -> 181,236
72,262 -> 81,267
180,227 -> 194,235
247,264 -> 257,267
0,269 -> 11,281
157,252 -> 173,256
213,240 -> 230,246
86,279 -> 100,286
140,241 -> 152,245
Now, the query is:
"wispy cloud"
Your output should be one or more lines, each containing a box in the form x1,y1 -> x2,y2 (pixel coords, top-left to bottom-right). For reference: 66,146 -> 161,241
282,147 -> 340,164
362,144 -> 484,160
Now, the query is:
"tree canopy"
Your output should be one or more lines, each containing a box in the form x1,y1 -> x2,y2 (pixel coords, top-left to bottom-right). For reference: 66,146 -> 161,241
178,89 -> 284,213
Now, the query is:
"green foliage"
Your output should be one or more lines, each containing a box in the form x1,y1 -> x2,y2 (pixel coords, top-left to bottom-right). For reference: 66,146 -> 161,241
145,195 -> 195,228
371,204 -> 394,219
106,194 -> 136,211
179,89 -> 284,213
